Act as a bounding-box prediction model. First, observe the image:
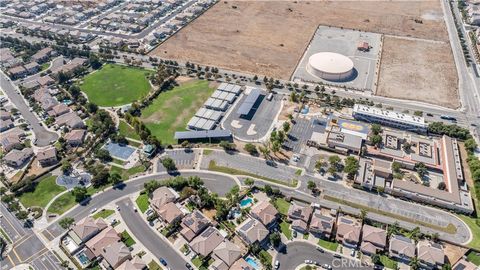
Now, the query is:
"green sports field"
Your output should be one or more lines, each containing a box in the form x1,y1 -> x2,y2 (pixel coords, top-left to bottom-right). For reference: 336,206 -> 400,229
140,80 -> 215,145
80,64 -> 153,107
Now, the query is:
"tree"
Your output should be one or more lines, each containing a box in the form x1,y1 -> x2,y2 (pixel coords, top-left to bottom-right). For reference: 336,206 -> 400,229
328,155 -> 341,169
403,141 -> 412,153
307,180 -> 316,191
71,187 -> 88,202
344,156 -> 359,179
371,254 -> 381,265
414,162 -> 428,179
264,185 -> 273,196
0,187 -> 7,195
161,157 -> 177,171
95,149 -> 112,162
387,222 -> 399,237
16,211 -> 28,220
270,141 -> 281,155
360,209 -> 368,222
61,160 -> 72,174
219,141 -> 236,151
371,124 -> 382,135
109,172 -> 122,185
59,217 -> 75,229
371,134 -> 382,147
287,114 -> 294,121
244,143 -> 258,155
245,178 -> 255,187
391,161 -> 402,173
269,232 -> 281,247
409,257 -> 420,270
465,138 -> 478,153
283,121 -> 290,132
437,182 -> 446,190
258,145 -> 270,159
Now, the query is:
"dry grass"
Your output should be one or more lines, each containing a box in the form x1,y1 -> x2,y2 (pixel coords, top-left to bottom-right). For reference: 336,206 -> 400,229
377,36 -> 459,108
151,0 -> 448,79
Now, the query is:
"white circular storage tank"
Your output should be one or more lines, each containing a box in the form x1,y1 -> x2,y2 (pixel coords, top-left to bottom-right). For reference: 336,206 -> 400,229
306,52 -> 354,81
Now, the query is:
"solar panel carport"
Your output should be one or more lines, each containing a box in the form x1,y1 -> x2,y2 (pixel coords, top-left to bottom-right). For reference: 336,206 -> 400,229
174,130 -> 232,143
237,88 -> 262,116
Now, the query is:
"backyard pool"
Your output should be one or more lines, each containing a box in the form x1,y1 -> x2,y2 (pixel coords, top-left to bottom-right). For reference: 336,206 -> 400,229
76,250 -> 90,266
240,197 -> 253,208
245,256 -> 260,270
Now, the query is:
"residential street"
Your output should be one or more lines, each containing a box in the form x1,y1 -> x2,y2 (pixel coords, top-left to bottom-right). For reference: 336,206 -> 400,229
0,70 -> 59,146
116,198 -> 187,270
275,241 -> 369,270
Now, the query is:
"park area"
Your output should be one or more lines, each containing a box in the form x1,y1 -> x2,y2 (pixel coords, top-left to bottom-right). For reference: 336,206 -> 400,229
140,79 -> 215,145
151,0 -> 448,80
19,174 -> 66,209
80,64 -> 153,107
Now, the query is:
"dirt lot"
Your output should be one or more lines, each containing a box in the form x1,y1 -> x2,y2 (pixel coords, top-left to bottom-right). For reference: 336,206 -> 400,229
151,0 -> 447,79
377,36 -> 459,108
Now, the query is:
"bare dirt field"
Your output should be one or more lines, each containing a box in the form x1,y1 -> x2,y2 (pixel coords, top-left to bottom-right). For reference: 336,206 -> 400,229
377,36 -> 459,109
151,0 -> 447,79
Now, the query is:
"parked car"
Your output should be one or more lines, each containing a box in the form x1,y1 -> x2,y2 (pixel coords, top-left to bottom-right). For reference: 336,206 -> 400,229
316,247 -> 324,253
160,258 -> 167,266
274,260 -> 279,269
90,208 -> 97,213
185,263 -> 193,270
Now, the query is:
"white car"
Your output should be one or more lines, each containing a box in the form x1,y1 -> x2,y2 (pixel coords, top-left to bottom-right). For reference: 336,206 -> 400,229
133,207 -> 138,212
90,208 -> 97,213
274,260 -> 279,269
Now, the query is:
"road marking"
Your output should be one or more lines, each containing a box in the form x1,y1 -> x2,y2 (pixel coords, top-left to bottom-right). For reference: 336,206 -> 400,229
42,228 -> 55,240
13,234 -> 34,247
10,246 -> 22,263
6,254 -> 14,265
0,213 -> 21,236
22,247 -> 48,263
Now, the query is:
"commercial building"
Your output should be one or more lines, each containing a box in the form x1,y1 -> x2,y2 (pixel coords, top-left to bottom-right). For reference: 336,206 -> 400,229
353,104 -> 427,133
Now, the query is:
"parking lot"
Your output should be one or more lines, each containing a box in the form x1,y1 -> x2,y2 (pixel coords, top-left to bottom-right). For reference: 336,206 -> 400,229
157,149 -> 199,171
292,26 -> 382,91
222,87 -> 282,141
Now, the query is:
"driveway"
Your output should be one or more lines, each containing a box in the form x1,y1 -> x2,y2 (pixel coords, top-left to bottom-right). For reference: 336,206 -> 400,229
0,71 -> 58,146
275,241 -> 369,270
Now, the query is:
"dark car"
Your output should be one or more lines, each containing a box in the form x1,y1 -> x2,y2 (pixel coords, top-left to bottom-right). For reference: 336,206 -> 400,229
186,263 -> 193,270
160,258 -> 167,266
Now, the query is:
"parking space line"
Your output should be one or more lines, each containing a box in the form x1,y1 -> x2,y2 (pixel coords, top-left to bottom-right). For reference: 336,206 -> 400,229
6,254 -> 14,265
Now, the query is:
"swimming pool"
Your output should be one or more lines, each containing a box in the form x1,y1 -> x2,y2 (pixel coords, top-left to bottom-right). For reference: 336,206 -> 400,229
245,257 -> 260,270
240,197 -> 253,207
76,251 -> 90,266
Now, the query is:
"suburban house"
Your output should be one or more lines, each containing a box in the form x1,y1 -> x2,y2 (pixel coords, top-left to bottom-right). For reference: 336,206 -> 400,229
65,129 -> 86,146
388,234 -> 416,263
288,204 -> 312,233
180,210 -> 211,242
0,118 -> 14,132
8,65 -> 27,79
452,259 -> 478,270
0,134 -> 22,152
48,103 -> 70,117
4,148 -> 33,167
157,202 -> 184,225
71,217 -> 108,243
309,209 -> 335,239
37,147 -> 58,167
250,201 -> 279,228
417,240 -> 445,269
85,227 -> 120,258
211,240 -> 242,269
335,215 -> 361,248
101,242 -> 131,269
116,256 -> 147,270
24,62 -> 40,74
360,225 -> 386,255
236,217 -> 269,245
150,186 -> 179,212
189,226 -> 225,257
31,47 -> 54,63
55,112 -> 85,129
230,258 -> 255,270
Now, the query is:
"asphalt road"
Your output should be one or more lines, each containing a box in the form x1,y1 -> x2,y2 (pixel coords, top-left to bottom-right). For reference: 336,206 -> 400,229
0,203 -> 62,270
275,242 -> 370,270
0,70 -> 58,146
116,198 -> 187,270
41,171 -> 237,241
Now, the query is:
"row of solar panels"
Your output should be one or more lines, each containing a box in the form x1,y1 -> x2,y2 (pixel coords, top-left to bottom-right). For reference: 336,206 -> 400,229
217,83 -> 242,95
187,116 -> 217,131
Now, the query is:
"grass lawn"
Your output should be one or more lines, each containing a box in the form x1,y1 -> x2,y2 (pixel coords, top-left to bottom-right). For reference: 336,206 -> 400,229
466,250 -> 480,265
19,174 -> 66,208
459,215 -> 480,250
80,64 -> 153,107
120,230 -> 136,247
148,260 -> 162,270
111,164 -> 147,180
140,80 -> 215,145
48,186 -> 100,215
136,193 -> 149,213
259,250 -> 272,265
273,198 -> 291,215
118,120 -> 140,140
191,257 -> 202,267
280,221 -> 292,240
0,228 -> 12,243
92,209 -> 114,219
379,255 -> 398,269
317,238 -> 338,251
40,62 -> 50,71
208,160 -> 296,187
112,159 -> 126,166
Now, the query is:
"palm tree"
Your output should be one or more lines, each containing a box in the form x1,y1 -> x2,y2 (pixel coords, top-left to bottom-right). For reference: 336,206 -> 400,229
360,209 -> 368,223
409,257 -> 420,270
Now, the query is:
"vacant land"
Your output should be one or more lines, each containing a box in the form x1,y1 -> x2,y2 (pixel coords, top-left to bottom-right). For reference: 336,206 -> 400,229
152,1 -> 447,79
140,80 -> 215,145
81,64 -> 153,107
19,174 -> 65,208
377,37 -> 459,108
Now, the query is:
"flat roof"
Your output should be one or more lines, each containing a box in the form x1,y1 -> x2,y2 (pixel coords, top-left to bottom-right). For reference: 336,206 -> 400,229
174,130 -> 232,140
353,104 -> 427,128
237,88 -> 262,115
